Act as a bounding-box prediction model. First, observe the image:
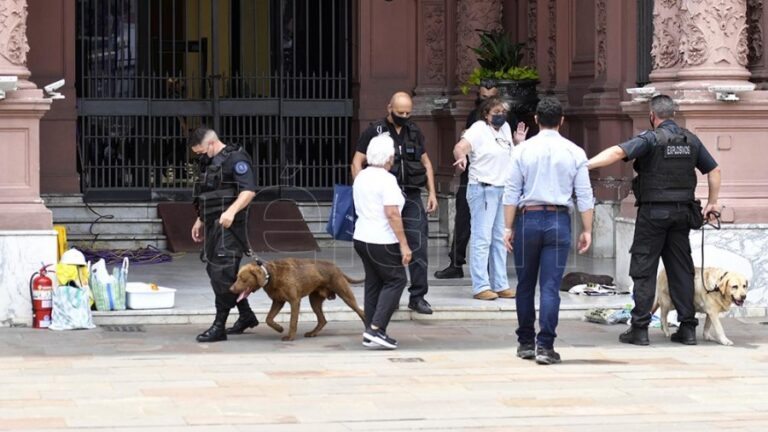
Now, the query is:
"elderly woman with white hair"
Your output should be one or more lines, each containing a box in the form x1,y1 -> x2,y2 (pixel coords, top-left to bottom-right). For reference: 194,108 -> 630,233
353,134 -> 412,350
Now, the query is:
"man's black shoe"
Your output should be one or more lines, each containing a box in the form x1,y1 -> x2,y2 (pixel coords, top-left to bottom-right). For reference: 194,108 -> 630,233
517,343 -> 536,360
408,298 -> 433,315
619,327 -> 649,345
226,314 -> 259,335
196,324 -> 227,343
535,347 -> 561,365
363,327 -> 398,349
434,265 -> 464,279
671,325 -> 697,345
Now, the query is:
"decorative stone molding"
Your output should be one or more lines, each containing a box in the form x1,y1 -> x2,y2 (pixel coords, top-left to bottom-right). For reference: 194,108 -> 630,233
0,0 -> 29,68
424,1 -> 446,84
747,0 -> 763,66
547,0 -> 557,88
651,0 -> 682,70
679,0 -> 749,69
455,0 -> 503,86
596,0 -> 607,75
527,0 -> 537,69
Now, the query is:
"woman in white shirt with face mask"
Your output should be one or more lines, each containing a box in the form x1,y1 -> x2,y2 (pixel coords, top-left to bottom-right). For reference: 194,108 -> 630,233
453,96 -> 527,301
353,134 -> 412,350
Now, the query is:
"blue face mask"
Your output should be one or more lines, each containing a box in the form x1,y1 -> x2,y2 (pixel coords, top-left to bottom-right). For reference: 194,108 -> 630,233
490,114 -> 506,128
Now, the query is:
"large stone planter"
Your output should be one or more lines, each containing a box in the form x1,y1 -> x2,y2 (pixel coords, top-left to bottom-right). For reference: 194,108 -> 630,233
494,79 -> 539,117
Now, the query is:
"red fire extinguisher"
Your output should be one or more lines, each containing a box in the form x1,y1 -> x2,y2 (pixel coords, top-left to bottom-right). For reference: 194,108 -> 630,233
29,264 -> 54,329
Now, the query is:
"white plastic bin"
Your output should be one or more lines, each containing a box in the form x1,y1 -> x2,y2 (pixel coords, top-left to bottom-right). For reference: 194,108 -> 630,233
126,282 -> 176,309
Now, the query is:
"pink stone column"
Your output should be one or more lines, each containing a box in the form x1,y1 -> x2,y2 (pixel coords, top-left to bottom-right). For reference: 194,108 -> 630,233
0,0 -> 53,230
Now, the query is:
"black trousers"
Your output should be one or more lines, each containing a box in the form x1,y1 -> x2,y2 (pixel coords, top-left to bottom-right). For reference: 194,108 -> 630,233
448,169 -> 470,267
204,216 -> 254,316
629,203 -> 697,328
402,189 -> 429,300
354,240 -> 407,331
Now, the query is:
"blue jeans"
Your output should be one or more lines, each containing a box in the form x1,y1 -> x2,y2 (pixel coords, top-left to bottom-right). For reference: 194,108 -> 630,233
513,210 -> 571,349
467,184 -> 509,294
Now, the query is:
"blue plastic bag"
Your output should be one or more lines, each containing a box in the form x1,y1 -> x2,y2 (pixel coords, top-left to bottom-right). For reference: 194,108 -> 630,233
325,184 -> 356,241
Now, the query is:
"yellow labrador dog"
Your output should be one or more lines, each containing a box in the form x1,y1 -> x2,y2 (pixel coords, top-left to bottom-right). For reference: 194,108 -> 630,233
655,267 -> 748,346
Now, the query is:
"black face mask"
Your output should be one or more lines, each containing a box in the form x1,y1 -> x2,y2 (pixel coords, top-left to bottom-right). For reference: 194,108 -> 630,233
391,113 -> 408,127
475,97 -> 483,107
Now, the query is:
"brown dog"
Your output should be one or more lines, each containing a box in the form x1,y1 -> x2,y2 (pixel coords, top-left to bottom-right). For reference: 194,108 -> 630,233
230,258 -> 365,341
655,267 -> 749,346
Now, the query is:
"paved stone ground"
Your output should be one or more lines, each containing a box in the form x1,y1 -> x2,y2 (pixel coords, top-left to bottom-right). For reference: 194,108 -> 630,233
2,318 -> 768,431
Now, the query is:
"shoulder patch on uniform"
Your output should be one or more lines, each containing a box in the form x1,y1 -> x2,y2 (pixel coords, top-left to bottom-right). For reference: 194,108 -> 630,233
234,161 -> 250,175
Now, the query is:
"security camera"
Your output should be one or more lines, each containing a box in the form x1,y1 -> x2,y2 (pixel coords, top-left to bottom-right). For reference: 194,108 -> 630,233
44,79 -> 65,99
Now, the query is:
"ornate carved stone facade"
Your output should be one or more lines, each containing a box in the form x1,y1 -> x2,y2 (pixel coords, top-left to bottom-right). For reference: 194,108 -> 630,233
747,0 -> 763,66
0,0 -> 29,69
423,1 -> 446,84
679,0 -> 749,69
526,0 -> 537,68
651,0 -> 682,70
455,0 -> 503,86
547,0 -> 557,88
596,0 -> 607,75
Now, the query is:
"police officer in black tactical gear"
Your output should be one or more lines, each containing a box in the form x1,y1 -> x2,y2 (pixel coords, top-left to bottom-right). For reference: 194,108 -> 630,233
190,127 -> 259,343
587,94 -> 722,346
351,92 -> 438,315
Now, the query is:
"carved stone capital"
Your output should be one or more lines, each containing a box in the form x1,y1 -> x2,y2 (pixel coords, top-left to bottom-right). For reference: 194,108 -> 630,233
679,0 -> 749,69
0,0 -> 30,79
455,0 -> 503,87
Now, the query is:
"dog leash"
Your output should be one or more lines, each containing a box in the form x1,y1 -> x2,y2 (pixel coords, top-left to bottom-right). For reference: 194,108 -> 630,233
700,209 -> 722,292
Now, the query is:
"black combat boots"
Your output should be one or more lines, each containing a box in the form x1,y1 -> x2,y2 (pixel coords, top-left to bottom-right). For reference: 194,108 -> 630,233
671,324 -> 697,345
226,313 -> 259,334
196,308 -> 229,342
619,326 -> 650,346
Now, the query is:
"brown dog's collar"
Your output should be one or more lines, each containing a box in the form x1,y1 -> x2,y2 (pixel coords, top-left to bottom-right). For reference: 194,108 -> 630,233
256,259 -> 271,289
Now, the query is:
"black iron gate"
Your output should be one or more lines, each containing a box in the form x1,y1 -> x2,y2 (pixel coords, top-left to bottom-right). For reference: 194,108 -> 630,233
76,0 -> 352,201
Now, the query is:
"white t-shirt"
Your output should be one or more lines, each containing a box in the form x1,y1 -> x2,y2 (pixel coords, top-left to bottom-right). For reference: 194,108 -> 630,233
463,120 -> 514,186
352,167 -> 405,244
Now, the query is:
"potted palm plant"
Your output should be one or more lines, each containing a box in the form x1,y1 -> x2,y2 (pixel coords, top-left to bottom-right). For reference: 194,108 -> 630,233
462,29 -> 539,116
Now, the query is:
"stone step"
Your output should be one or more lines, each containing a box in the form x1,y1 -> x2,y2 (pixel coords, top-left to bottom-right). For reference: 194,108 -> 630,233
42,193 -> 87,205
55,218 -> 165,236
90,303 -> 620,326
67,234 -> 167,251
48,203 -> 159,220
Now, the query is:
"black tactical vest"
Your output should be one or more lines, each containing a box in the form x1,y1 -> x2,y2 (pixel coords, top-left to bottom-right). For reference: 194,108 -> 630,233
371,119 -> 427,189
632,127 -> 699,203
194,146 -> 240,220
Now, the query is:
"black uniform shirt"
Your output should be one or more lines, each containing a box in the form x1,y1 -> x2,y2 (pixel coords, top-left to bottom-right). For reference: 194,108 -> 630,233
214,146 -> 258,193
618,120 -> 718,174
357,118 -> 426,159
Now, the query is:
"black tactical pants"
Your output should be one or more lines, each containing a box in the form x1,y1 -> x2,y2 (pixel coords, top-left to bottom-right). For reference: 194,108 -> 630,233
629,203 -> 698,328
448,168 -> 471,267
204,215 -> 254,315
402,189 -> 429,301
